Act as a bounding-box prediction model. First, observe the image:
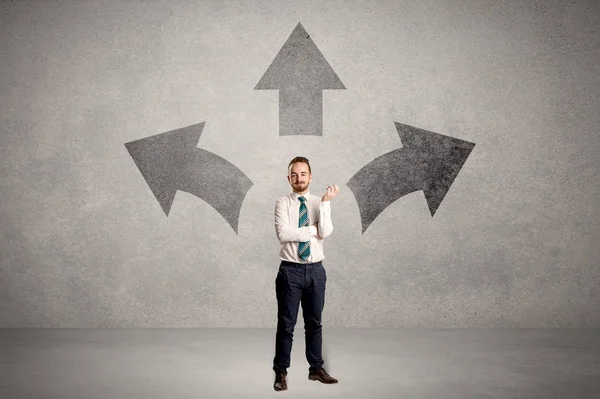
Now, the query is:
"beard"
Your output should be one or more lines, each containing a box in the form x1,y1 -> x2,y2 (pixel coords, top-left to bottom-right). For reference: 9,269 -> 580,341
293,182 -> 309,192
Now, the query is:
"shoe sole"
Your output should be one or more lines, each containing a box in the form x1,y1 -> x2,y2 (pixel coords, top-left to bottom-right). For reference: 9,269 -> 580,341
308,376 -> 338,383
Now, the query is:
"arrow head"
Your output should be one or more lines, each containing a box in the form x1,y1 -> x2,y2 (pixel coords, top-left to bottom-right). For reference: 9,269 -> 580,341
394,122 -> 475,216
124,122 -> 205,216
255,22 -> 345,90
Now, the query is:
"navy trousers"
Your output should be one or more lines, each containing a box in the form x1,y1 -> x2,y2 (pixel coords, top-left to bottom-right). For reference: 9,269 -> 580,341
273,261 -> 327,374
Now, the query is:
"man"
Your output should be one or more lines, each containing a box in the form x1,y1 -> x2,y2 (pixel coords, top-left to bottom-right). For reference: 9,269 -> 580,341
272,156 -> 340,391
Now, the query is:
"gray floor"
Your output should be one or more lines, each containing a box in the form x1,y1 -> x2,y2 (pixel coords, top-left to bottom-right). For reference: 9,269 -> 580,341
1,328 -> 599,399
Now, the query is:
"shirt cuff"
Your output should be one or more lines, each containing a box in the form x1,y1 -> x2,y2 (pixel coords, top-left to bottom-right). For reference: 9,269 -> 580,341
308,226 -> 318,237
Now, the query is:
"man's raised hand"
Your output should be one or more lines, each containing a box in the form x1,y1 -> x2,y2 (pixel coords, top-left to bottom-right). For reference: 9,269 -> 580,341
322,184 -> 340,202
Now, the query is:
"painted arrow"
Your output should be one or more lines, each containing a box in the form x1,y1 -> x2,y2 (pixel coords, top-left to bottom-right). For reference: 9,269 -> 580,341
255,22 -> 345,136
124,122 -> 253,234
347,122 -> 475,233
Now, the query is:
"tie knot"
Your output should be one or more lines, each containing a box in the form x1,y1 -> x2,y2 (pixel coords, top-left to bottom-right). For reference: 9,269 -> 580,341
298,196 -> 306,203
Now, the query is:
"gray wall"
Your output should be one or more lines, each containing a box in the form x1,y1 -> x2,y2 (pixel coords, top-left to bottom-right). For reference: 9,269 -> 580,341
1,0 -> 598,328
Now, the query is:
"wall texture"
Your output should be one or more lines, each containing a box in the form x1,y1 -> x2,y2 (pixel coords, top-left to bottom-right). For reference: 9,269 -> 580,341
1,0 -> 598,327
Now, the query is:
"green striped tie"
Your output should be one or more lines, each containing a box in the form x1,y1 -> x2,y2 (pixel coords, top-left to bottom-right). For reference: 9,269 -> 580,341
298,196 -> 310,260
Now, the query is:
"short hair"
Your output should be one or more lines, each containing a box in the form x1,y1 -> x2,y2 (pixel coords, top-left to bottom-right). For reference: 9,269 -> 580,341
288,156 -> 311,174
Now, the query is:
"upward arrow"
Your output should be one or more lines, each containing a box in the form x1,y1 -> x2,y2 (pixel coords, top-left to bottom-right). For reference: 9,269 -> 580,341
255,22 -> 345,136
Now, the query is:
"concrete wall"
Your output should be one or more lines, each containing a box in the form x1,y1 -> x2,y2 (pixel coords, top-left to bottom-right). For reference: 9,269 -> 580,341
1,0 -> 598,327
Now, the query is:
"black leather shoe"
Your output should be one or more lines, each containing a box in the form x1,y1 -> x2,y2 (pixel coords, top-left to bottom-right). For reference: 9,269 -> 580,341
274,371 -> 287,391
308,368 -> 338,384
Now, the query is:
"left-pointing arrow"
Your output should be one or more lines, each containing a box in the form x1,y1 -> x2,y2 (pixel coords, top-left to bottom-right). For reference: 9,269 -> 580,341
124,122 -> 253,234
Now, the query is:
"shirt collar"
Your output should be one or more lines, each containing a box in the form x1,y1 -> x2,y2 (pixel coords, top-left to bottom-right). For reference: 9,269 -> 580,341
291,191 -> 310,201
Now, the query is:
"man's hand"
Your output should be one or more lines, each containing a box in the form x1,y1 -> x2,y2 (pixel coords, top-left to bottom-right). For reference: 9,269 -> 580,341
321,184 -> 340,202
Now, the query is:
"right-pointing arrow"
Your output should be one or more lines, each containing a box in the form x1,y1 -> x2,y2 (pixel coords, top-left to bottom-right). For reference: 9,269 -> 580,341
255,22 -> 345,136
347,122 -> 476,233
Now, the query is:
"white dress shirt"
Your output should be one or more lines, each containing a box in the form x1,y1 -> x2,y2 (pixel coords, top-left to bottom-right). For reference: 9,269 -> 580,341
274,190 -> 333,263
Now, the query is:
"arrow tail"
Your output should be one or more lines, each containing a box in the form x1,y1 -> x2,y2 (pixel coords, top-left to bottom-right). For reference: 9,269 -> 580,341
347,149 -> 424,233
279,90 -> 323,136
183,150 -> 253,234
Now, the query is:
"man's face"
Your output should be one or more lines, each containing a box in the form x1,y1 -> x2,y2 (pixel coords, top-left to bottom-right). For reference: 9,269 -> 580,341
288,162 -> 312,194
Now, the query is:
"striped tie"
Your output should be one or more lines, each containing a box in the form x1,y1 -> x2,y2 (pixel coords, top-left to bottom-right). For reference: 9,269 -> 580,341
298,196 -> 310,260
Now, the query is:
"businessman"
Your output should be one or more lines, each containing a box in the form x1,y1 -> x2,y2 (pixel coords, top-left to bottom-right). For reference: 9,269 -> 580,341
272,156 -> 339,391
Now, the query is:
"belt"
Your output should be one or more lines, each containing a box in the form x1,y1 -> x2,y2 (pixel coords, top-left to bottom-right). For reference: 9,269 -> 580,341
280,260 -> 322,267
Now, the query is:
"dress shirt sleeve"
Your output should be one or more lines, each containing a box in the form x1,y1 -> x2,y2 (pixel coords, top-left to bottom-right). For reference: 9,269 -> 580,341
274,198 -> 317,243
317,200 -> 333,239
